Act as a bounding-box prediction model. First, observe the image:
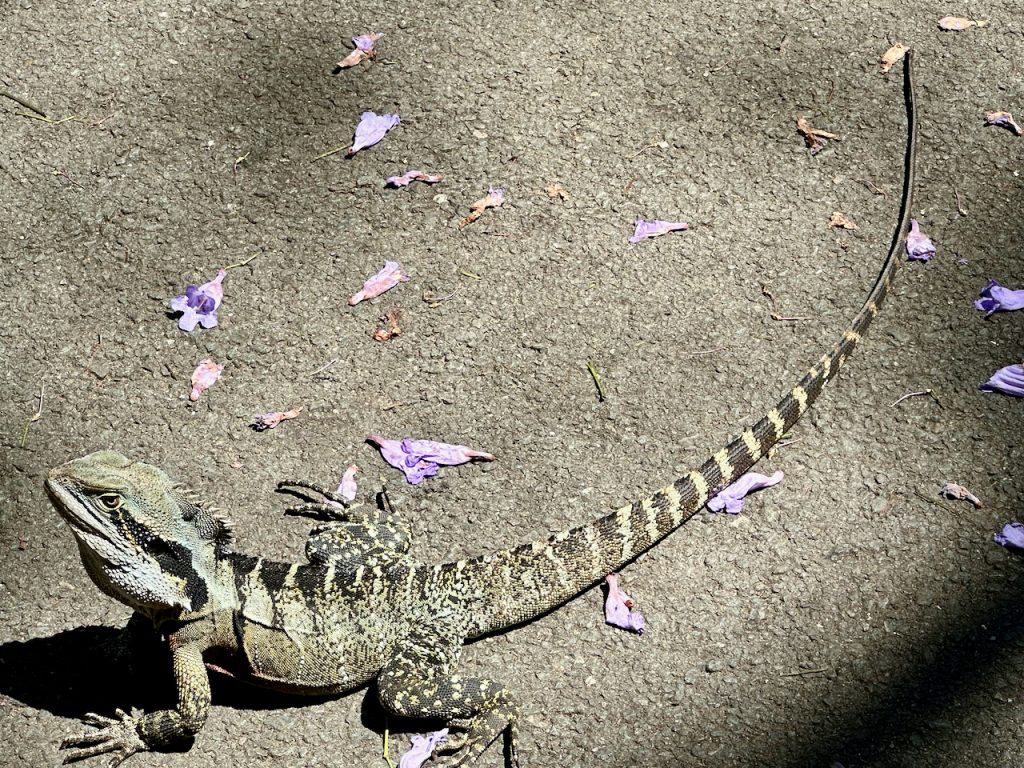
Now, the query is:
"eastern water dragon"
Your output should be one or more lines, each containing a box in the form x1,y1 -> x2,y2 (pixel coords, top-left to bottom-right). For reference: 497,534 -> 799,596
45,52 -> 918,767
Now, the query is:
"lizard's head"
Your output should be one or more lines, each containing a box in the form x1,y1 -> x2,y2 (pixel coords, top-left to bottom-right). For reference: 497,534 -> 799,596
46,450 -> 233,615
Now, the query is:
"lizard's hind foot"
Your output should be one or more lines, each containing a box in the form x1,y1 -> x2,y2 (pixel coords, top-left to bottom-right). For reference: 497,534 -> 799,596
433,699 -> 520,767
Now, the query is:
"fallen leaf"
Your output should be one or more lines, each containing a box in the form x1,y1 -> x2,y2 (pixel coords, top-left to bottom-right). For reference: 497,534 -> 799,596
386,170 -> 444,188
372,306 -> 402,341
349,261 -> 410,306
829,212 -> 858,230
544,184 -> 569,200
459,186 -> 505,228
335,32 -> 383,69
880,43 -> 909,74
938,15 -> 986,31
252,407 -> 303,431
796,116 -> 840,155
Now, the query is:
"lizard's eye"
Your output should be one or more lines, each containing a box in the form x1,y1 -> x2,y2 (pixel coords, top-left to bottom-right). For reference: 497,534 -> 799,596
95,493 -> 123,512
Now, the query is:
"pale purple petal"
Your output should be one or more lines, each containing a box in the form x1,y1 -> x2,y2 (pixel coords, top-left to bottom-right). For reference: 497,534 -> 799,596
906,219 -> 936,261
353,32 -> 383,52
338,464 -> 359,502
985,111 -> 1023,136
604,573 -> 645,635
350,111 -> 400,155
348,261 -> 409,306
171,269 -> 226,332
980,364 -> 1024,397
940,482 -> 983,508
629,219 -> 689,243
189,359 -> 223,401
367,435 -> 494,485
707,471 -> 784,514
399,729 -> 448,768
386,170 -> 444,188
400,439 -> 496,467
975,279 -> 1024,316
995,522 -> 1024,551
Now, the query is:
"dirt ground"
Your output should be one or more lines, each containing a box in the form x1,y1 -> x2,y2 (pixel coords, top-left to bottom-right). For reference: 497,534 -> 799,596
3,1 -> 1024,766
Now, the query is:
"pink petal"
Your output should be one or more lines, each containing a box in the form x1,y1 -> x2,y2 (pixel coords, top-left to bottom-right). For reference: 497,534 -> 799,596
604,573 -> 646,635
189,359 -> 224,401
349,111 -> 400,155
707,471 -> 784,514
348,261 -> 410,306
338,464 -> 359,502
629,219 -> 689,243
398,729 -> 448,768
906,219 -> 936,261
252,407 -> 302,431
386,170 -> 444,188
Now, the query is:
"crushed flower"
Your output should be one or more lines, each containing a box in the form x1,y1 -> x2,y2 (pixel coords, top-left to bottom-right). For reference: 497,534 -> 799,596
984,111 -> 1023,136
975,280 -> 1024,316
367,435 -> 495,485
707,471 -> 784,514
938,15 -> 986,31
906,219 -> 935,261
629,219 -> 689,243
459,186 -> 505,228
348,111 -> 400,156
189,359 -> 223,401
880,43 -> 909,74
349,261 -> 409,306
995,522 -> 1024,552
338,464 -> 360,502
386,170 -> 444,188
170,269 -> 226,332
252,407 -> 303,431
940,482 -> 983,509
829,212 -> 858,230
981,363 -> 1024,397
796,115 -> 840,155
372,306 -> 402,341
398,729 -> 449,768
604,573 -> 646,635
335,32 -> 383,69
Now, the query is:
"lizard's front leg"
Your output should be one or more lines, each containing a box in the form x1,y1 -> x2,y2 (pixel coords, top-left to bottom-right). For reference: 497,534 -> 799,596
61,639 -> 210,766
378,628 -> 520,767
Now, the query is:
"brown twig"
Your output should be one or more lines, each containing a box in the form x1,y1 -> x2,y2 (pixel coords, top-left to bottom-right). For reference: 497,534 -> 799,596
309,359 -> 338,377
682,346 -> 726,357
0,88 -> 46,116
890,389 -> 941,408
780,667 -> 829,677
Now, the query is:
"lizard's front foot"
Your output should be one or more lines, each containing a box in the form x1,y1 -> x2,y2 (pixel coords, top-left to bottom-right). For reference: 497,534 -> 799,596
61,708 -> 145,766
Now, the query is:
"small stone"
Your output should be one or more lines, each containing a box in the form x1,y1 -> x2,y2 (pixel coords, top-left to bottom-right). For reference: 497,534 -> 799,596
705,659 -> 724,673
683,668 -> 700,685
89,361 -> 110,380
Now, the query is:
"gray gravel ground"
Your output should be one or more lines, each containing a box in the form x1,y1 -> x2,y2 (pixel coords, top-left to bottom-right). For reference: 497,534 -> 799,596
3,1 -> 1024,766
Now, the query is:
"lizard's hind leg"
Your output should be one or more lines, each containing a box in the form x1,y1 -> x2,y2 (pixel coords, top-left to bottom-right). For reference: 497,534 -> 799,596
378,628 -> 520,767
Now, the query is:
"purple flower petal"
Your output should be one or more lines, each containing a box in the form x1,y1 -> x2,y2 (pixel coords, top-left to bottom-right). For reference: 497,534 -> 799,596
975,279 -> 1024,316
386,170 -> 444,188
985,110 -> 1023,136
171,269 -> 226,332
353,32 -> 383,52
604,573 -> 645,635
189,359 -> 223,401
980,364 -> 1024,397
338,464 -> 359,502
348,261 -> 410,306
906,219 -> 936,261
349,111 -> 400,155
707,471 -> 784,514
628,219 -> 689,243
367,435 -> 494,485
995,522 -> 1024,551
940,482 -> 983,508
398,729 -> 448,768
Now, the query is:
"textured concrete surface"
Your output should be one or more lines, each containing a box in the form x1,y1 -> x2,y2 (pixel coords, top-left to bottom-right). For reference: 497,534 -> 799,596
2,1 -> 1024,766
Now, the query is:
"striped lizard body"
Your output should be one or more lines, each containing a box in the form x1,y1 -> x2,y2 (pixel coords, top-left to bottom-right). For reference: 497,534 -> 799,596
46,53 -> 918,768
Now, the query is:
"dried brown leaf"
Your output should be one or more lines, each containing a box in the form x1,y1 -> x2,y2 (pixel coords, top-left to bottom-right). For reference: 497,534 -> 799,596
880,43 -> 909,74
938,16 -> 986,31
829,212 -> 858,230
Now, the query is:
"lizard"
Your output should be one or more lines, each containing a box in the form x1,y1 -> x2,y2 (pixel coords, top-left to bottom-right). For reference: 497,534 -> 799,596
45,52 -> 917,768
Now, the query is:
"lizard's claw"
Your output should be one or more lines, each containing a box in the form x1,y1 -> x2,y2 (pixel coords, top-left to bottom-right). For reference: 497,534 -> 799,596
60,708 -> 144,767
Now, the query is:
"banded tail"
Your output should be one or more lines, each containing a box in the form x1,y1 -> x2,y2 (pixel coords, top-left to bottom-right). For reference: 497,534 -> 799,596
449,51 -> 918,639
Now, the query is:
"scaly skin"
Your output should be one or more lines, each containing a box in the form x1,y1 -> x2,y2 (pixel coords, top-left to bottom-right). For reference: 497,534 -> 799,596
45,53 -> 917,768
